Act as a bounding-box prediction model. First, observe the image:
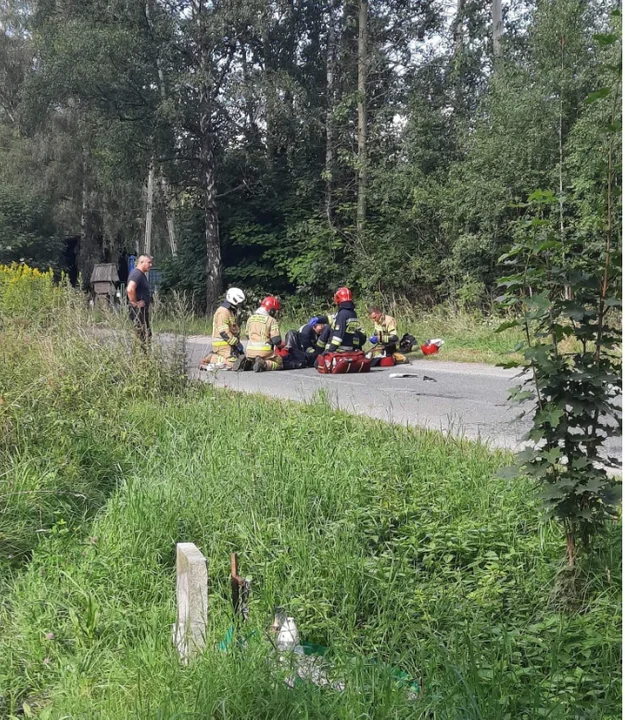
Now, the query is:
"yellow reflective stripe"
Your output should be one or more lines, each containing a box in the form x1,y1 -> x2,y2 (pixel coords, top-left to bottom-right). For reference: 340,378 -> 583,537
375,318 -> 396,342
212,340 -> 230,347
248,342 -> 272,352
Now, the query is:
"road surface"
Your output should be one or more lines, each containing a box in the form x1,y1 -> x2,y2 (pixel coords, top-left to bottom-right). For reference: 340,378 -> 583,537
183,335 -> 621,461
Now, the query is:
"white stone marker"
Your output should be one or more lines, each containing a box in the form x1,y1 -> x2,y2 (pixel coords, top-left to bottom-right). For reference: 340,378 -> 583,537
172,542 -> 208,662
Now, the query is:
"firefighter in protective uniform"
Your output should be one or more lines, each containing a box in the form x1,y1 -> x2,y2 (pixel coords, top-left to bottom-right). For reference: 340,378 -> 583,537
200,287 -> 246,369
325,287 -> 366,354
238,295 -> 283,372
367,306 -> 399,356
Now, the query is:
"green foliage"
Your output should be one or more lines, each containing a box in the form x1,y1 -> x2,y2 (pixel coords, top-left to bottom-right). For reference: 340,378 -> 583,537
279,218 -> 343,294
0,263 -> 64,320
0,0 -> 620,310
497,183 -> 621,562
0,189 -> 61,269
495,25 -> 622,564
159,202 -> 207,310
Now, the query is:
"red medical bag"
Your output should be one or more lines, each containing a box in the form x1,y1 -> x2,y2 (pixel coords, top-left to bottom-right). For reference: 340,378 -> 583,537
316,351 -> 371,374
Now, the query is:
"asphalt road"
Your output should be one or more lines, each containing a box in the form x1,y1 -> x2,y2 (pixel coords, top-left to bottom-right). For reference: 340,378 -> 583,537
184,335 -> 621,461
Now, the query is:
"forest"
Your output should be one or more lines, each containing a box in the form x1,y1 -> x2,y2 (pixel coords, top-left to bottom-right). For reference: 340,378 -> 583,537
0,0 -> 621,311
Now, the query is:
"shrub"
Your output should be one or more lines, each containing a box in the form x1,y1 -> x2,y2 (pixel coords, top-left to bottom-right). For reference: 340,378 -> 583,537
0,263 -> 66,324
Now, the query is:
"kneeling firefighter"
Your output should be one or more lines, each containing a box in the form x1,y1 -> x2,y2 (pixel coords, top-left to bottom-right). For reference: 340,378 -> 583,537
284,316 -> 331,367
367,306 -> 400,353
238,295 -> 283,372
200,287 -> 246,369
325,287 -> 366,353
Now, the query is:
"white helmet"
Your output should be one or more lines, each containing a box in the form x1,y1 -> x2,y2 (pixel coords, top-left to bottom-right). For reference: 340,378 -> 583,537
225,287 -> 246,306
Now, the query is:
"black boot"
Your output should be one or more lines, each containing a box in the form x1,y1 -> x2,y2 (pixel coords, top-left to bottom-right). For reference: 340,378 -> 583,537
253,357 -> 268,373
233,356 -> 252,372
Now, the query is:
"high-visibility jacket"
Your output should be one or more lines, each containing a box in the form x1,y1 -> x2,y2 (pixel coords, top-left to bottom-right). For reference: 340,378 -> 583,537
211,303 -> 240,349
327,302 -> 364,352
246,312 -> 281,356
374,315 -> 399,345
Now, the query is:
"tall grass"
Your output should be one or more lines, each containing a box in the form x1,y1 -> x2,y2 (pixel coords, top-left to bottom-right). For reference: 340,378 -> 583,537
0,271 -> 620,718
0,395 -> 620,718
0,277 -> 187,573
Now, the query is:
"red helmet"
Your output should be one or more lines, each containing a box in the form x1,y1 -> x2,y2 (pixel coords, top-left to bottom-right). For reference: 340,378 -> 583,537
261,295 -> 281,313
333,286 -> 353,304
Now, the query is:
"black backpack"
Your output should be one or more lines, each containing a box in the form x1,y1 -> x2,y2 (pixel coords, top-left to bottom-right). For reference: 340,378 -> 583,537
399,333 -> 417,353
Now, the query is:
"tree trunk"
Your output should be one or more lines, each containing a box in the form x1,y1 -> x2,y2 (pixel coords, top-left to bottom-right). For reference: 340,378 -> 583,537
566,531 -> 575,567
454,0 -> 464,58
240,42 -> 258,142
146,0 -> 178,257
144,162 -> 154,256
492,0 -> 503,59
356,0 -> 368,236
325,0 -> 337,225
453,0 -> 465,105
557,35 -> 572,299
193,0 -> 222,313
202,132 -> 222,313
159,174 -> 178,257
79,157 -> 90,291
261,16 -> 276,167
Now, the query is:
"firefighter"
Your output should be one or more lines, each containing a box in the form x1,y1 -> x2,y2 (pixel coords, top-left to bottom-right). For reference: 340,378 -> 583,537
200,287 -> 246,370
238,295 -> 283,372
325,287 -> 366,353
367,306 -> 399,356
284,316 -> 332,366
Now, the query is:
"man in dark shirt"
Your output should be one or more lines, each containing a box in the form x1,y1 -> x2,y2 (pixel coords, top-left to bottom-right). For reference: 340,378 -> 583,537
126,254 -> 153,349
284,316 -> 332,367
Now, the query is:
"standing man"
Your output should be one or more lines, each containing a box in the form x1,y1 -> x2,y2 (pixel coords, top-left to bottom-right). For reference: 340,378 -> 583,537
126,254 -> 153,349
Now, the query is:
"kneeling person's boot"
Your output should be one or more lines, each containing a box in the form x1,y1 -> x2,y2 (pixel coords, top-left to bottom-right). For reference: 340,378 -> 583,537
253,356 -> 268,373
233,356 -> 252,372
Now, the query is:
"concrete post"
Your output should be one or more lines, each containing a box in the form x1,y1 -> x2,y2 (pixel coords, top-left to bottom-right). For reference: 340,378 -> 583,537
172,542 -> 208,662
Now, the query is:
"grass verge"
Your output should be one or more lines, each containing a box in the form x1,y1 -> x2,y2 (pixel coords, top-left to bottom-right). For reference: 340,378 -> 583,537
0,387 -> 620,719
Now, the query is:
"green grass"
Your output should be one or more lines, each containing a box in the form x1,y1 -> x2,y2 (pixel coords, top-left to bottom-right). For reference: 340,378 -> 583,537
0,390 -> 621,718
0,293 -> 620,719
152,301 -> 524,366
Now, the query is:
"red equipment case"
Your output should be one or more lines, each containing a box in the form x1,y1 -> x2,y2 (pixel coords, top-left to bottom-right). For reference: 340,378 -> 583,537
316,351 -> 371,374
